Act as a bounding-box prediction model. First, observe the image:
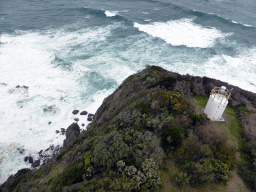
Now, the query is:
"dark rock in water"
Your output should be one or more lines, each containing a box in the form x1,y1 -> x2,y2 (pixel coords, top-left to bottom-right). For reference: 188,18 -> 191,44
16,85 -> 20,88
39,150 -> 43,155
29,156 -> 33,164
60,128 -> 66,135
32,160 -> 40,168
49,144 -> 54,150
56,130 -> 60,134
87,113 -> 95,121
48,121 -> 52,125
43,105 -> 56,113
22,86 -> 29,89
80,111 -> 88,115
0,83 -> 7,86
19,149 -> 25,154
63,123 -> 80,149
81,123 -> 85,127
45,148 -> 50,151
74,118 -> 79,122
72,110 -> 79,115
24,156 -> 28,162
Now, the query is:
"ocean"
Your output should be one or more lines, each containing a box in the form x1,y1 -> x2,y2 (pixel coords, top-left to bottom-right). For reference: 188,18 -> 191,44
0,0 -> 256,184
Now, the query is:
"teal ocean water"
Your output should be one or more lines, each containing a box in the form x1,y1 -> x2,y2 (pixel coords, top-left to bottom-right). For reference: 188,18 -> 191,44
0,0 -> 256,184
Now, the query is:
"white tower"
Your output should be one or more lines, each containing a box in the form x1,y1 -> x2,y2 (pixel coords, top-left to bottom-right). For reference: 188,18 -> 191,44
204,86 -> 231,121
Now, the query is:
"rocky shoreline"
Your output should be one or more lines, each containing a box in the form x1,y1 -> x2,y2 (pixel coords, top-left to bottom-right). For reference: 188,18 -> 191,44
20,109 -> 95,169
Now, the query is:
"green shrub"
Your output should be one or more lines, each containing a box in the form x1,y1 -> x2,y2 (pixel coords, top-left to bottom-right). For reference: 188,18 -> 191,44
92,131 -> 132,169
190,113 -> 209,125
172,169 -> 191,187
212,142 -> 237,170
238,142 -> 256,190
117,159 -> 161,191
161,125 -> 182,151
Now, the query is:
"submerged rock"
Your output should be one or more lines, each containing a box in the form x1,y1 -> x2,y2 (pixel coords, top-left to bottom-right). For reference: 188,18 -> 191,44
43,105 -> 56,114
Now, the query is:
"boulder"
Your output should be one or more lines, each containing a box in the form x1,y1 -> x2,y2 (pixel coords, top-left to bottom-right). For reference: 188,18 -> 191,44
32,160 -> 40,168
60,128 -> 66,135
80,111 -> 88,115
63,123 -> 80,149
24,156 -> 28,162
29,156 -> 33,164
72,110 -> 79,115
87,114 -> 95,121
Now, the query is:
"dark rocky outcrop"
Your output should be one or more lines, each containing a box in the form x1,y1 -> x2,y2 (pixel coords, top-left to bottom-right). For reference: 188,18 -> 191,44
87,114 -> 94,121
63,123 -> 80,149
31,160 -> 40,168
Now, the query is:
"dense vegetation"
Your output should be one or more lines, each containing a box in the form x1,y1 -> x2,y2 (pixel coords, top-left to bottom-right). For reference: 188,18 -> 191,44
1,66 -> 256,192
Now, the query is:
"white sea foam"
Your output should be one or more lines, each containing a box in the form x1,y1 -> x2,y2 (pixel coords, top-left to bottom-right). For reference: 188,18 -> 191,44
105,10 -> 119,17
0,22 -> 126,184
134,18 -> 231,48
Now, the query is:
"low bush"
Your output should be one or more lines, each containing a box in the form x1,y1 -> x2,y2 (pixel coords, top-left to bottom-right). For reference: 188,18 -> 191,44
92,131 -> 132,170
161,125 -> 182,151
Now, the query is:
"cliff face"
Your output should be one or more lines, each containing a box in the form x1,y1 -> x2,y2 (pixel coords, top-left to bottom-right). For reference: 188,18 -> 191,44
1,66 -> 256,192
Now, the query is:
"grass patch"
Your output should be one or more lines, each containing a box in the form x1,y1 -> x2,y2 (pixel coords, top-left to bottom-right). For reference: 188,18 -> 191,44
225,107 -> 244,150
193,95 -> 208,108
46,163 -> 65,183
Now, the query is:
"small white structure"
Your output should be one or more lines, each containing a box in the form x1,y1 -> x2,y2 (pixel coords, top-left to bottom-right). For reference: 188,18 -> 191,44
204,86 -> 231,121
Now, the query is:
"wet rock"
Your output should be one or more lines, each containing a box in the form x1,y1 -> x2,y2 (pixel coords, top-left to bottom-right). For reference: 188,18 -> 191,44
39,150 -> 43,155
49,144 -> 54,150
56,130 -> 60,134
24,156 -> 28,162
32,160 -> 40,168
48,121 -> 52,125
81,123 -> 85,127
72,110 -> 79,115
74,118 -> 79,122
29,156 -> 33,164
45,148 -> 50,151
60,128 -> 66,135
63,123 -> 80,149
80,111 -> 88,115
16,85 -> 20,88
87,113 -> 95,121
19,149 -> 25,154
